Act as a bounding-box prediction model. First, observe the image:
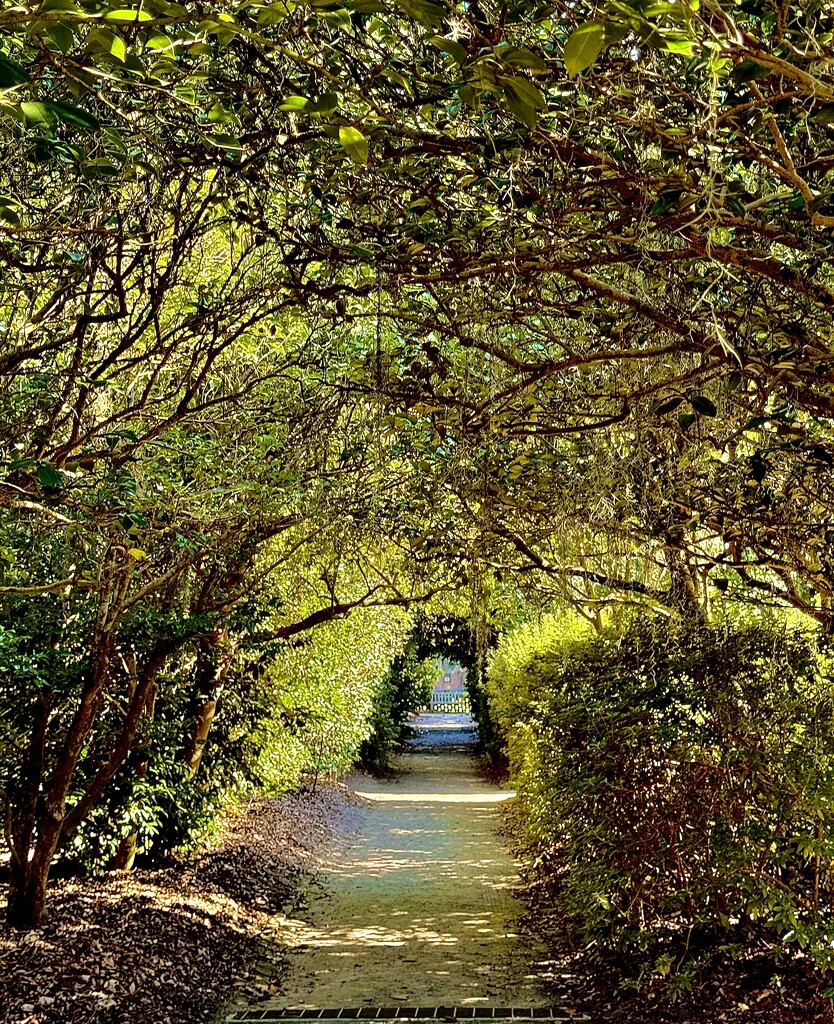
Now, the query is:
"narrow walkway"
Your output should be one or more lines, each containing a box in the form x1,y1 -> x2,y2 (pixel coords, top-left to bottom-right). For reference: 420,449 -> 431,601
259,714 -> 551,1011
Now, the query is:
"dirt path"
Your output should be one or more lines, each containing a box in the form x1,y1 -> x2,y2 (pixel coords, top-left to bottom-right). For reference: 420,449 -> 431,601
258,714 -> 551,1011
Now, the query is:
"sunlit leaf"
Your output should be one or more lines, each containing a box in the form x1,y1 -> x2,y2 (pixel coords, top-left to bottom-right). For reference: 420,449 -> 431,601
104,8 -> 154,21
429,35 -> 467,64
339,125 -> 368,164
502,75 -> 546,110
564,21 -> 606,77
205,132 -> 243,150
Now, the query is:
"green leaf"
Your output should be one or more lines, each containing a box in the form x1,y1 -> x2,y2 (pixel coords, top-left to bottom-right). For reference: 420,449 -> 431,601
690,395 -> 717,417
311,91 -> 339,116
602,22 -> 628,45
280,95 -> 310,111
812,103 -> 834,125
652,396 -> 684,415
44,23 -> 76,52
394,0 -> 445,30
0,55 -> 30,88
339,125 -> 368,164
42,100 -> 100,131
109,31 -> 127,62
207,102 -> 234,123
20,101 -> 57,130
563,21 -> 606,77
502,75 -> 546,110
0,204 -> 20,226
85,27 -> 117,56
81,157 -> 120,178
497,46 -> 548,74
430,35 -> 467,64
666,38 -> 693,56
205,132 -> 243,150
145,33 -> 173,50
319,8 -> 352,29
650,190 -> 682,217
36,464 -> 62,489
732,59 -> 770,83
104,8 -> 154,21
258,1 -> 297,24
504,90 -> 536,128
40,0 -> 83,11
0,102 -> 25,127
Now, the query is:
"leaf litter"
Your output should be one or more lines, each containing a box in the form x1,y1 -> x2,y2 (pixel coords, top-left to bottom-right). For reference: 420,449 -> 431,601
0,783 -> 358,1024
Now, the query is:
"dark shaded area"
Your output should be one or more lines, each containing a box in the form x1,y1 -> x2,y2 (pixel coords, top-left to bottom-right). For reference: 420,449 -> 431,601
515,845 -> 834,1024
0,788 -> 348,1024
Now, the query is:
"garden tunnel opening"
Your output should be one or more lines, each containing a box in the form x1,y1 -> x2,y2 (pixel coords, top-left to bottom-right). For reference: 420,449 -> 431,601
401,614 -> 501,760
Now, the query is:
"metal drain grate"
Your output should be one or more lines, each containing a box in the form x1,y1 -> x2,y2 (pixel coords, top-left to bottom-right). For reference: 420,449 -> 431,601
226,1009 -> 589,1023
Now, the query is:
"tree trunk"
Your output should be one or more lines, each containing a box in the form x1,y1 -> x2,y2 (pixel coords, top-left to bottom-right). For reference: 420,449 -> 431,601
112,832 -> 138,871
62,641 -> 176,840
111,680 -> 158,871
6,803 -> 65,929
183,630 -> 236,780
5,552 -> 131,929
665,546 -> 706,621
6,857 -> 50,931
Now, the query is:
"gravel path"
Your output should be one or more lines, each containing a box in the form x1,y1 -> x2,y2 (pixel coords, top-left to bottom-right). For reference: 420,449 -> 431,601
253,713 -> 551,1011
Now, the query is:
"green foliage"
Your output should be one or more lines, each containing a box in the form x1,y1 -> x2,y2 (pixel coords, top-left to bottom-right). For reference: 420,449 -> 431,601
359,639 -> 440,772
254,607 -> 411,790
3,0 -> 834,939
490,614 -> 834,973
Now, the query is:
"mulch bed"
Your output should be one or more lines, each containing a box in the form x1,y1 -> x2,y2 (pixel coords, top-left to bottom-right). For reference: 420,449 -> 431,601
0,784 -> 356,1024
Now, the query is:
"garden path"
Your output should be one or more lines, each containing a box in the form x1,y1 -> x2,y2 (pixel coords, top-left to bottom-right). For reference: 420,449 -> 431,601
256,713 -> 552,1010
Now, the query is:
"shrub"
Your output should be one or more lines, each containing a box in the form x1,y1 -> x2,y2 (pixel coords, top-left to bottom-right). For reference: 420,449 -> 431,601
358,641 -> 439,772
489,613 -> 834,971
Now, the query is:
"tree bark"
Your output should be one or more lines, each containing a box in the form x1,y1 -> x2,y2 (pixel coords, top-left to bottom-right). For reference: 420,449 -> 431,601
5,551 -> 130,929
112,832 -> 138,871
183,630 -> 236,780
61,641 -> 175,839
7,856 -> 51,930
111,678 -> 158,871
665,546 -> 706,622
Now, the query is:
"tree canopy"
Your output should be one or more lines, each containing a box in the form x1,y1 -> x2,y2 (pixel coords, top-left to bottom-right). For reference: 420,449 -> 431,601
1,0 -> 834,933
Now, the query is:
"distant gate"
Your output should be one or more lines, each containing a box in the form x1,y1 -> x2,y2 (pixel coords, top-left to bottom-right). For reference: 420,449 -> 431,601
422,689 -> 471,714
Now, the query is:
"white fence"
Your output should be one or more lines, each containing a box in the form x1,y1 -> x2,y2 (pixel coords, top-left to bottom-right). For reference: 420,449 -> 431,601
421,689 -> 471,714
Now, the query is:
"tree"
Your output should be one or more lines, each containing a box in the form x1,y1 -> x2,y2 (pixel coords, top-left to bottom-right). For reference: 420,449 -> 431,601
3,0 -> 834,930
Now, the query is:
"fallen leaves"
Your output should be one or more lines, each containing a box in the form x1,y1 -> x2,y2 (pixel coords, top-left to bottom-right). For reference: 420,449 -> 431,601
0,783 -> 355,1024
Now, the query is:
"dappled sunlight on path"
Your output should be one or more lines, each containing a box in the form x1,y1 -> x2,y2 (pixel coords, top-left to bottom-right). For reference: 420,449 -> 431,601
256,713 -> 550,1010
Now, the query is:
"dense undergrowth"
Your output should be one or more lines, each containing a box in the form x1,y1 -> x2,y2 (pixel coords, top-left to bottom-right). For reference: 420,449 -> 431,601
489,611 -> 834,995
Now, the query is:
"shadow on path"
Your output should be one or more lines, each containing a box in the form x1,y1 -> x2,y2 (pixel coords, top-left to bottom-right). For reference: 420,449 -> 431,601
254,713 -> 551,1011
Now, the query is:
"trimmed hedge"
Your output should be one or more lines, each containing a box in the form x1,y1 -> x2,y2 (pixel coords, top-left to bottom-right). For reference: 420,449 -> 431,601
489,614 -> 834,972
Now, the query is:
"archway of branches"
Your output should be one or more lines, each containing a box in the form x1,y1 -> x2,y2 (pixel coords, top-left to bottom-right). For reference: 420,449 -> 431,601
2,8 -> 834,1019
